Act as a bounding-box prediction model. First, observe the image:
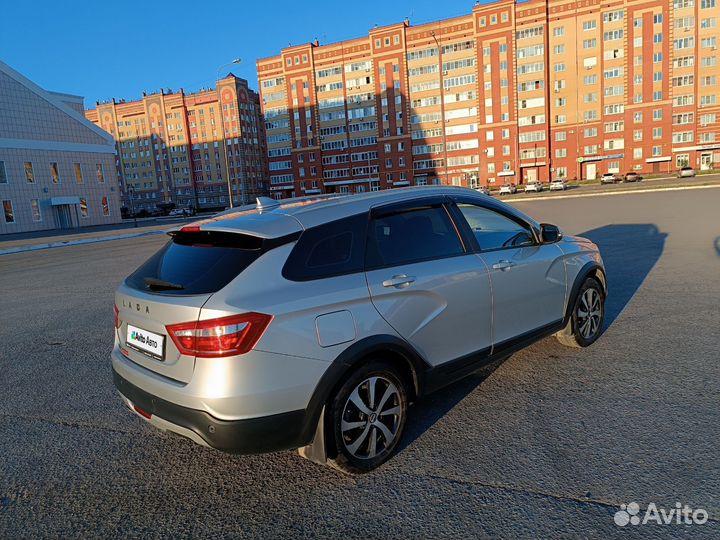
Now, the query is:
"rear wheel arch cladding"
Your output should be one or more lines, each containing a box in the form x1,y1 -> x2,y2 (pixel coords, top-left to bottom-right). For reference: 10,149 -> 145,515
298,337 -> 423,464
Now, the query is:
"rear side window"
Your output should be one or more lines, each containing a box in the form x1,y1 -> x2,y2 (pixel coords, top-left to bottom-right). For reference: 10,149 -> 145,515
126,231 -> 264,295
365,205 -> 464,268
282,213 -> 367,281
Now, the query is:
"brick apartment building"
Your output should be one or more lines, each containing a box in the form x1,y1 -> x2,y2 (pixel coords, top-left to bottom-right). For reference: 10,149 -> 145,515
257,0 -> 720,197
85,75 -> 268,213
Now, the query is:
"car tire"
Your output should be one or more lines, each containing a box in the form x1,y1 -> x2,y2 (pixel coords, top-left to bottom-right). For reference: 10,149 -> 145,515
556,277 -> 605,348
326,361 -> 408,474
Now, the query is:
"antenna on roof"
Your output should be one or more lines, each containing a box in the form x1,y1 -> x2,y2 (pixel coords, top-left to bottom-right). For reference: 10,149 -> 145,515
256,196 -> 280,213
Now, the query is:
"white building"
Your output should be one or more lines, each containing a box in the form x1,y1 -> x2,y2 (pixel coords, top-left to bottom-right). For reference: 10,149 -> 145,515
0,60 -> 121,234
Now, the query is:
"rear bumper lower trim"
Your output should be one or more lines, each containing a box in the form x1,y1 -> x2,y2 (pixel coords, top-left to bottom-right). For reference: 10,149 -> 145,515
112,368 -> 307,454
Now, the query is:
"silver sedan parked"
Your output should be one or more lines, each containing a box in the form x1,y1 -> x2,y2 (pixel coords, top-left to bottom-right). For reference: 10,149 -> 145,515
112,187 -> 607,473
677,166 -> 696,178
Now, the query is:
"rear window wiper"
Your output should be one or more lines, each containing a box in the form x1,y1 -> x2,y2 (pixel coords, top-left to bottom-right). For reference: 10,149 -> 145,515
143,277 -> 184,291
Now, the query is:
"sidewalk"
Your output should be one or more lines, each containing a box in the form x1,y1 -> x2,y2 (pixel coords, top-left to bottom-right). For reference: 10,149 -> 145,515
0,213 -> 208,255
0,226 -> 170,256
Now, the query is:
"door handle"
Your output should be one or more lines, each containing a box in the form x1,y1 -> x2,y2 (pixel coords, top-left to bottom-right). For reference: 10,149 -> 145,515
382,274 -> 416,288
492,260 -> 515,271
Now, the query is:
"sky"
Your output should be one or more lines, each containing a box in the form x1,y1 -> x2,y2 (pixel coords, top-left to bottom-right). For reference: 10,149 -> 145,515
2,0 -> 482,108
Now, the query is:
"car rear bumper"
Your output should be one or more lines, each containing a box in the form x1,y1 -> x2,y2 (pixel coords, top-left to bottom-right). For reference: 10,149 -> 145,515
113,368 -> 309,454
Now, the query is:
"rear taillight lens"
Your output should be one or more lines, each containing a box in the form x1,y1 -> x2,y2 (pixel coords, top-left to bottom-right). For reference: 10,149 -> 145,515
114,304 -> 121,329
166,313 -> 272,358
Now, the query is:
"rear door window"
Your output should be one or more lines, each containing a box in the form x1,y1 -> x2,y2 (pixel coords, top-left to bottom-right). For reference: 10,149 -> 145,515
126,231 -> 265,295
365,205 -> 464,268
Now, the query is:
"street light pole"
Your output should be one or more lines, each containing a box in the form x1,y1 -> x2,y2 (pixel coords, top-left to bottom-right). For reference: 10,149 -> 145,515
431,31 -> 449,187
128,187 -> 137,228
217,58 -> 242,208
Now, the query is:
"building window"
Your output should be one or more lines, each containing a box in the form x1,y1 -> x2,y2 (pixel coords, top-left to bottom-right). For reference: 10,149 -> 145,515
102,196 -> 110,216
74,163 -> 83,183
0,161 -> 7,184
652,146 -> 662,156
96,164 -> 105,183
3,200 -> 14,223
80,198 -> 88,218
24,162 -> 34,183
31,199 -> 42,222
50,162 -> 60,184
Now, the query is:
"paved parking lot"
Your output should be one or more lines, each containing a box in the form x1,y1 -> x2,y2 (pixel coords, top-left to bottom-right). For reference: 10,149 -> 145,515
1,188 -> 718,538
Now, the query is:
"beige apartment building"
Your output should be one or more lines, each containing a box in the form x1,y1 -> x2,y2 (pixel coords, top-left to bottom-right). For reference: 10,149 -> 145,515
85,76 -> 268,213
0,60 -> 121,234
257,0 -> 720,197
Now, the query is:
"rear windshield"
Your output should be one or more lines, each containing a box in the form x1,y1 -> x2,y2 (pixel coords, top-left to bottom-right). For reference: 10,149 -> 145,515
125,231 -> 264,295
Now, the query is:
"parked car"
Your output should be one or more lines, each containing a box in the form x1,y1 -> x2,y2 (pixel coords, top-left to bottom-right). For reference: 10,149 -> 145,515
475,186 -> 491,196
112,188 -> 606,473
169,208 -> 194,217
624,172 -> 642,182
549,180 -> 568,191
524,181 -> 543,192
498,183 -> 517,195
677,166 -> 696,178
601,173 -> 620,184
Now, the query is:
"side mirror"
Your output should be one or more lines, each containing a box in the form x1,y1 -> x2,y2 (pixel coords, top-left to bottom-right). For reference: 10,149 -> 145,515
540,223 -> 563,243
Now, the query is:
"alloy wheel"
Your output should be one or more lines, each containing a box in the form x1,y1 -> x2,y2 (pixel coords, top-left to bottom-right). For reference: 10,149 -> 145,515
340,376 -> 402,460
577,287 -> 602,339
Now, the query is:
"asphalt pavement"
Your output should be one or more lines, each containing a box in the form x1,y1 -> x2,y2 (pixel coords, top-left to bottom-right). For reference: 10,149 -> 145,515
0,188 -> 718,539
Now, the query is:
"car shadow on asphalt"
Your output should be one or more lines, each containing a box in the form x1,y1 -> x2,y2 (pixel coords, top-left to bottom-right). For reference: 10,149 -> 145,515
398,356 -> 508,454
398,224 -> 667,453
578,224 -> 667,327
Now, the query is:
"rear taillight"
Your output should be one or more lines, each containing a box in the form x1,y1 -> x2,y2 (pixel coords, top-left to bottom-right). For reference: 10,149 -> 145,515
114,304 -> 121,329
166,313 -> 272,358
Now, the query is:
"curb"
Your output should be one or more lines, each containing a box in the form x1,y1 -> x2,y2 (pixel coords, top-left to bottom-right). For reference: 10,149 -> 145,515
0,230 -> 166,256
509,183 -> 720,203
